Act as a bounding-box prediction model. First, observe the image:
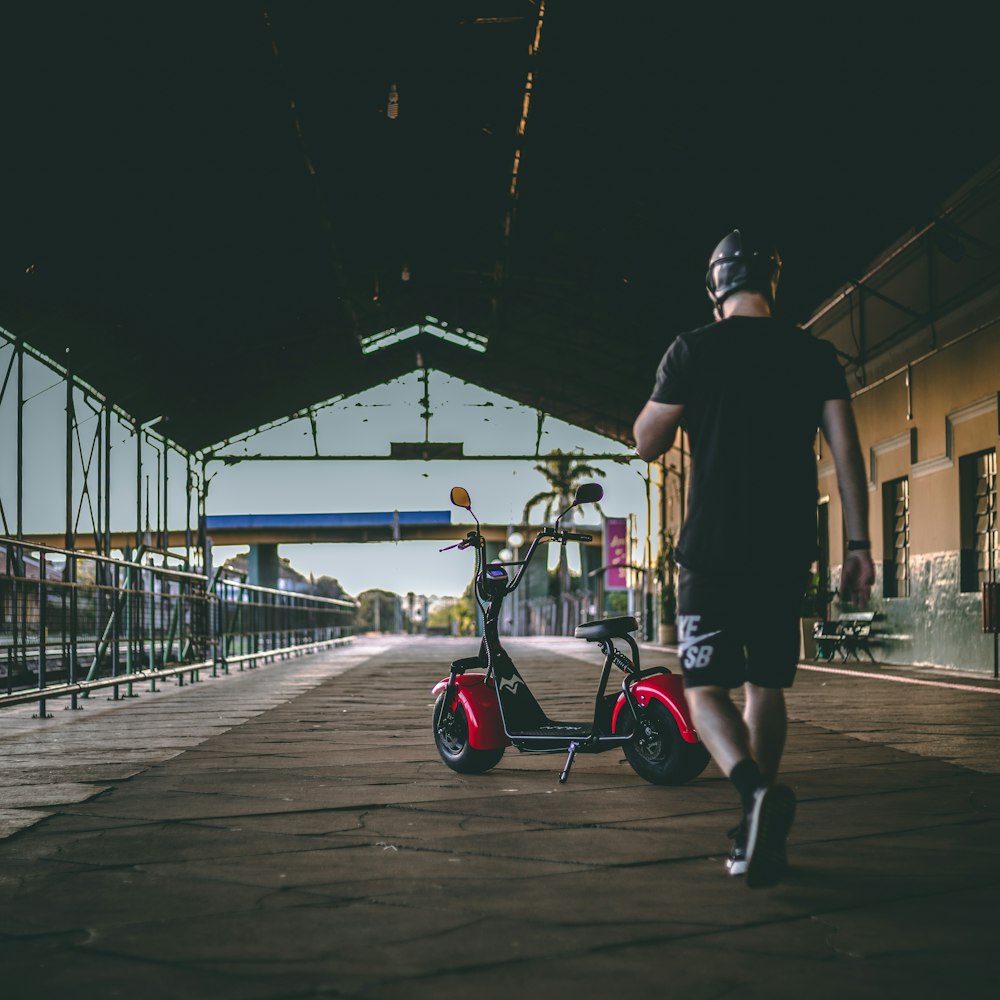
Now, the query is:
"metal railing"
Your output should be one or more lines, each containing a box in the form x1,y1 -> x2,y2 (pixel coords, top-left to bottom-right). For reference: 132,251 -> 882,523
509,594 -> 648,639
213,575 -> 355,673
1,537 -> 356,715
520,594 -> 596,637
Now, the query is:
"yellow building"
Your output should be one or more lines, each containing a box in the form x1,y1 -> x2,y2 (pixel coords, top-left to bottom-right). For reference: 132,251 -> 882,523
813,158 -> 999,673
656,157 -> 1000,673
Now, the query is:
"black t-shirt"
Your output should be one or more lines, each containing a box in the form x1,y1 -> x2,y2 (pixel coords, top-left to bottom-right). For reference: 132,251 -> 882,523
650,316 -> 850,572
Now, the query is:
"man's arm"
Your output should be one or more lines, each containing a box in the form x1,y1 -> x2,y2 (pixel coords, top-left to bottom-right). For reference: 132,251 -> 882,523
633,401 -> 684,462
820,398 -> 875,606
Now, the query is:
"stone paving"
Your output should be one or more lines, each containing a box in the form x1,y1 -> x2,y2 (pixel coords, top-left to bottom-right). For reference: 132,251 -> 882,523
1,635 -> 999,998
0,640 -> 389,838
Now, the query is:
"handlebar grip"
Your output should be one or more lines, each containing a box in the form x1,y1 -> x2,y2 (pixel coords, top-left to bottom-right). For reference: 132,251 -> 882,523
564,532 -> 593,542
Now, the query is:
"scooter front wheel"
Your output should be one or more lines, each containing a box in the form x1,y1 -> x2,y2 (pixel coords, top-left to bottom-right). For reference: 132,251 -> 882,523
433,693 -> 505,775
622,700 -> 710,785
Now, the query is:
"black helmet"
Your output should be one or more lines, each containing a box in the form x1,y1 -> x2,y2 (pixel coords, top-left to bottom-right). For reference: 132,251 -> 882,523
705,230 -> 782,312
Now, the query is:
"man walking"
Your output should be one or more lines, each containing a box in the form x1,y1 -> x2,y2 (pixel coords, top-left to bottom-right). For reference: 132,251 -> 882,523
633,230 -> 874,887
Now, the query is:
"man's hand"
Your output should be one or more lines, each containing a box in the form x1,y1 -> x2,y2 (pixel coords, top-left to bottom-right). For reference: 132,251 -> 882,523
821,398 -> 874,608
840,550 -> 875,607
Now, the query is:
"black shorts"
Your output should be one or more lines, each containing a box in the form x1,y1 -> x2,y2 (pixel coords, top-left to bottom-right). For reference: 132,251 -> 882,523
676,567 -> 809,690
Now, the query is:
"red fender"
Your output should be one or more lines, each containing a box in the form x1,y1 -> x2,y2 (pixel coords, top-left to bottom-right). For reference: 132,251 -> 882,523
432,673 -> 510,751
612,672 -> 700,743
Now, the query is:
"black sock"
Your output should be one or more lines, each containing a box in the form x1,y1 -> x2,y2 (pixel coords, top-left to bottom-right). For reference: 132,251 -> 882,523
729,758 -> 764,816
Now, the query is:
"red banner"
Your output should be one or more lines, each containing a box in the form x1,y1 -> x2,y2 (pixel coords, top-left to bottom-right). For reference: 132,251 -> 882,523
604,517 -> 628,590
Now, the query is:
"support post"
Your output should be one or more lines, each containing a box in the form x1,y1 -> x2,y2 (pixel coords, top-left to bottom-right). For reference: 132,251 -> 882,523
104,405 -> 112,559
248,544 -> 280,590
659,456 -> 668,551
35,553 -> 51,719
66,369 -> 80,710
185,455 -> 193,567
136,422 -> 142,550
16,340 -> 23,540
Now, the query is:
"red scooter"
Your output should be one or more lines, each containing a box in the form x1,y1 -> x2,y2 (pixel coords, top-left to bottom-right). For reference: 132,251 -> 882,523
431,483 -> 709,785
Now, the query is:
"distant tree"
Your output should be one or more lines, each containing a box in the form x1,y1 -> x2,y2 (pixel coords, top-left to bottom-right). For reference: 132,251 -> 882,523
522,449 -> 605,630
278,557 -> 308,586
219,553 -> 249,579
427,584 -> 478,636
311,574 -> 349,601
356,589 -> 405,632
522,450 -> 605,525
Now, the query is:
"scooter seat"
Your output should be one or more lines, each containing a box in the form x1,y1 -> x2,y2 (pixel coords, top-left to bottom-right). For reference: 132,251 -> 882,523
574,616 -> 638,641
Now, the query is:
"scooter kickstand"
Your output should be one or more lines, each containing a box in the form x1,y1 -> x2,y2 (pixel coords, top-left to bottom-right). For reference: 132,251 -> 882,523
559,741 -> 580,784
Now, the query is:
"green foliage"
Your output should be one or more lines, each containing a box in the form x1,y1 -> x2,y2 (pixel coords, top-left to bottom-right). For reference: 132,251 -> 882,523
523,450 -> 606,632
311,574 -> 348,600
521,449 -> 606,525
800,572 -> 834,618
605,590 -> 629,614
660,585 -> 677,624
355,589 -> 404,631
427,582 -> 478,636
654,534 -> 677,624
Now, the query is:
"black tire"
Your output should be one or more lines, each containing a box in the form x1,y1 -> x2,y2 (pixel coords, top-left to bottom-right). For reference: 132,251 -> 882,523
621,699 -> 710,785
433,693 -> 505,774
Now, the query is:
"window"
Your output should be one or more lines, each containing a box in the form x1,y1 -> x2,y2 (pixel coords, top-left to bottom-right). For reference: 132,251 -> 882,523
882,476 -> 909,598
960,448 -> 998,593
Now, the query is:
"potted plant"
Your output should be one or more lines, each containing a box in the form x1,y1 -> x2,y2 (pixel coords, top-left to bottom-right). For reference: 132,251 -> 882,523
655,536 -> 677,645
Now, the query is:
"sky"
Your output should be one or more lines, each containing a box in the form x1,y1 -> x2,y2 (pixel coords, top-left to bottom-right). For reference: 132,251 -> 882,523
205,369 -> 648,598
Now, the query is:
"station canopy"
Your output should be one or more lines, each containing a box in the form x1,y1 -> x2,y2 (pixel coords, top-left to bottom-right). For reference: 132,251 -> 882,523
2,3 -> 998,452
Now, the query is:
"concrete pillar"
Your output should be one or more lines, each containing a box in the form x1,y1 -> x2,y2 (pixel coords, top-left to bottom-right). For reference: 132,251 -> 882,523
248,543 -> 280,590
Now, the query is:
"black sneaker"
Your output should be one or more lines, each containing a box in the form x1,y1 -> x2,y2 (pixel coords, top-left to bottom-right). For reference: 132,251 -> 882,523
744,784 -> 796,889
726,821 -> 748,876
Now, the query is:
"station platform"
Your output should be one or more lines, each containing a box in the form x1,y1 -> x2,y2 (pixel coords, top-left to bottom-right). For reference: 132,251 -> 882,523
1,636 -> 998,998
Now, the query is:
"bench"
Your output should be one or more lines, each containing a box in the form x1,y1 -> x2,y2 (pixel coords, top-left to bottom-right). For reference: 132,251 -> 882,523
812,612 -> 881,663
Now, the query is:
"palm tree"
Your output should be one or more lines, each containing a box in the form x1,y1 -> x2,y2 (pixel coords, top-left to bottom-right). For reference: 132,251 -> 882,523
522,450 -> 606,631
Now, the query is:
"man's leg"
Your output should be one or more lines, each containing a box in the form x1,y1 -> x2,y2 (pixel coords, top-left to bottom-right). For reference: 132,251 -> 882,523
685,685 -> 752,777
743,683 -> 787,783
686,685 -> 765,877
678,570 -> 794,885
738,682 -> 796,886
728,591 -> 801,886
686,683 -> 795,886
688,683 -> 788,782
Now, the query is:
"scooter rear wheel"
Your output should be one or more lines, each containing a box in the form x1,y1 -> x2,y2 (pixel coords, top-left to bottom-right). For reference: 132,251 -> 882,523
433,693 -> 505,774
622,700 -> 710,785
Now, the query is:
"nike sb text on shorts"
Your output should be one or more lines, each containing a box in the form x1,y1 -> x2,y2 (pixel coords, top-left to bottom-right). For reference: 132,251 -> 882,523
676,567 -> 807,689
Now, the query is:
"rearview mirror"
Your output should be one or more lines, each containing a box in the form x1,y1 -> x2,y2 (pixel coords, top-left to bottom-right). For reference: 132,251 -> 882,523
574,482 -> 603,506
450,486 -> 472,509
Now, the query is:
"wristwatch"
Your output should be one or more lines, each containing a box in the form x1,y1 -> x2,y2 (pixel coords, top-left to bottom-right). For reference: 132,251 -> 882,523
847,539 -> 871,551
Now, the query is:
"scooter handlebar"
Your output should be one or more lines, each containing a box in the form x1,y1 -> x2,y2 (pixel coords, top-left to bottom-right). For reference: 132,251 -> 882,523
499,527 -> 590,593
540,527 -> 592,544
440,530 -> 483,552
